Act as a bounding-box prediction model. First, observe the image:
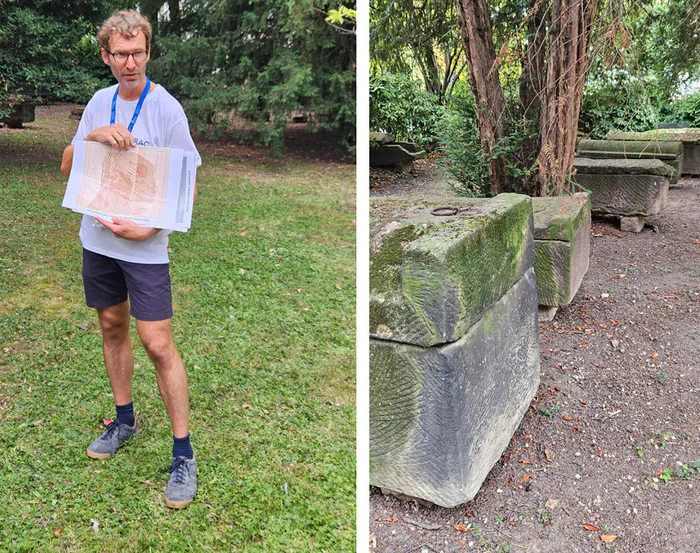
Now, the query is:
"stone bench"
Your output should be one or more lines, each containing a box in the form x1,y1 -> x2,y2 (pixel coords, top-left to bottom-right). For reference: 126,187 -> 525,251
606,128 -> 700,175
572,157 -> 672,232
370,131 -> 426,172
0,101 -> 35,129
370,194 -> 540,507
577,139 -> 683,184
532,193 -> 591,321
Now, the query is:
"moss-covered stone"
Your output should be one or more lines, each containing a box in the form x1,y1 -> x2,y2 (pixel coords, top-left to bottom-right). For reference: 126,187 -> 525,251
606,128 -> 700,144
369,194 -> 534,347
531,194 -> 591,307
573,157 -> 674,177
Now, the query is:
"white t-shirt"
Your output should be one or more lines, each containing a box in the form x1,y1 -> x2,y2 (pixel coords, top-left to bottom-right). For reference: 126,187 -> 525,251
71,83 -> 202,264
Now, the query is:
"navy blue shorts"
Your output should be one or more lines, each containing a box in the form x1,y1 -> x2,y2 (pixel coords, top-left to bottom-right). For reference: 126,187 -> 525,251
81,248 -> 174,321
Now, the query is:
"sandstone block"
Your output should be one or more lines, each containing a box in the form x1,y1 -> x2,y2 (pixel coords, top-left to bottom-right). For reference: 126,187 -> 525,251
606,128 -> 700,174
370,194 -> 534,347
576,139 -> 683,183
370,269 -> 540,508
572,158 -> 670,224
532,193 -> 591,307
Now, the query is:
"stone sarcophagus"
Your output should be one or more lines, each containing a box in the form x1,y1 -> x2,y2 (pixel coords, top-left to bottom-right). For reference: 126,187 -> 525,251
572,157 -> 673,232
370,194 -> 540,508
606,128 -> 700,175
576,139 -> 683,184
532,193 -> 591,320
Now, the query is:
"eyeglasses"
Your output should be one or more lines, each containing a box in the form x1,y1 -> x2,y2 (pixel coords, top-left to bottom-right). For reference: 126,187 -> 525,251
105,49 -> 148,64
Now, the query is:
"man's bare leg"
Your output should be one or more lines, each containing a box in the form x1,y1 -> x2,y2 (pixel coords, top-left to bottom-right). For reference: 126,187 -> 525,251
136,318 -> 190,438
97,302 -> 134,405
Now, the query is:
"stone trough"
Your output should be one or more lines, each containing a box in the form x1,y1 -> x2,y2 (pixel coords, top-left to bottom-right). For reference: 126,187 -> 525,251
606,128 -> 700,175
369,194 -> 540,508
576,139 -> 683,184
532,193 -> 591,321
370,132 -> 427,173
572,157 -> 672,233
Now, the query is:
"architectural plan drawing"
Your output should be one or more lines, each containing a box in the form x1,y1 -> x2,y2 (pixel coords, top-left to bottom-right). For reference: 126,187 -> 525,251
63,141 -> 195,232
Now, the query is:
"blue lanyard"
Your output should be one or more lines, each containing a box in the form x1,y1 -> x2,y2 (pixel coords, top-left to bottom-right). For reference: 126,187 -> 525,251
110,77 -> 150,131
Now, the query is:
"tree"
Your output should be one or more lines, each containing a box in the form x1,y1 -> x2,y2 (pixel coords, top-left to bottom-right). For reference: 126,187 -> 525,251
0,0 -> 123,119
145,0 -> 356,152
456,0 -> 603,196
371,0 -> 467,102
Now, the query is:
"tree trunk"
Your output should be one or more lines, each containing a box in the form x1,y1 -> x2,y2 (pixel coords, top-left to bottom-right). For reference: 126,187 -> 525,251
455,0 -> 508,195
534,0 -> 599,196
519,0 -> 546,195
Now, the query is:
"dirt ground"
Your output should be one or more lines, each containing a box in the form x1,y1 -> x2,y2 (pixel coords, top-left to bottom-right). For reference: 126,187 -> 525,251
369,159 -> 700,553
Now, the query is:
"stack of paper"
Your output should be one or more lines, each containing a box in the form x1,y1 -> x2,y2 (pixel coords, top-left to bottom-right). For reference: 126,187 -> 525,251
62,141 -> 197,232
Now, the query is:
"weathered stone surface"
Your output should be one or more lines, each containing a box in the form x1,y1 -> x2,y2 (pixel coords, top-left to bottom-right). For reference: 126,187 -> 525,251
573,159 -> 669,219
620,215 -> 645,233
573,157 -> 674,177
606,128 -> 700,143
370,143 -> 427,172
605,128 -> 700,174
578,139 -> 683,156
532,193 -> 590,307
370,194 -> 534,347
370,131 -> 395,145
370,269 -> 540,508
576,139 -> 683,183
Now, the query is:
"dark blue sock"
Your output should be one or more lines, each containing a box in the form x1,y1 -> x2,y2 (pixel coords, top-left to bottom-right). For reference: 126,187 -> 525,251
115,402 -> 135,427
173,434 -> 194,459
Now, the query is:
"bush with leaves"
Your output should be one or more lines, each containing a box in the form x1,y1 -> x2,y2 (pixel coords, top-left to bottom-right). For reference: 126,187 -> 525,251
579,70 -> 660,138
665,93 -> 700,127
435,80 -> 537,197
369,72 -> 444,149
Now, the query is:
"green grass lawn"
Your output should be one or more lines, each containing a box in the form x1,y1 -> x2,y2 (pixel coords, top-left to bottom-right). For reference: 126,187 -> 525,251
0,106 -> 356,552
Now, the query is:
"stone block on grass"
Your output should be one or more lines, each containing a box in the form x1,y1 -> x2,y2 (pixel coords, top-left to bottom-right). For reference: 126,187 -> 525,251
532,193 -> 591,310
572,157 -> 672,232
370,194 -> 540,507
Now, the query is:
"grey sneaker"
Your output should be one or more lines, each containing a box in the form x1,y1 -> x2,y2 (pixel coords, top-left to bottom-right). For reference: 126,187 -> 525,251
86,419 -> 138,460
165,455 -> 197,509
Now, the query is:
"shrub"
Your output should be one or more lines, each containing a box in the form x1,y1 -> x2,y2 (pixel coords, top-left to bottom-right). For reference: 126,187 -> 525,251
369,72 -> 444,149
579,71 -> 659,138
435,80 -> 537,196
666,92 -> 700,127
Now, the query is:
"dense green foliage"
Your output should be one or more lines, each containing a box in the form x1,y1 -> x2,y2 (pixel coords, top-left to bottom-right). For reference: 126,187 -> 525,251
145,0 -> 356,152
435,81 -> 537,195
579,70 -> 660,138
369,72 -> 444,148
0,0 -> 119,118
664,93 -> 700,127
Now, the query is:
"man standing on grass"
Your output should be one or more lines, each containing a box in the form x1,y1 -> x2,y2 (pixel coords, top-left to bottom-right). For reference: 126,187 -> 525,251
60,10 -> 201,509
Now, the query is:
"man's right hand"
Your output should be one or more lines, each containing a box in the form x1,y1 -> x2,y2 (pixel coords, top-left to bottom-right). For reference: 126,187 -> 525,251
85,124 -> 136,150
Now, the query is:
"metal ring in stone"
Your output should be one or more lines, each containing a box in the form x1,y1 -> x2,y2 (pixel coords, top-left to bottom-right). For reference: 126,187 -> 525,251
431,206 -> 459,216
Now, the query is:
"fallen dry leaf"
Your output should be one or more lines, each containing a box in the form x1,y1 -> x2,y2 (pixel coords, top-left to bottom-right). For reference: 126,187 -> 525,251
544,445 -> 554,461
242,402 -> 251,409
239,268 -> 246,274
335,284 -> 342,290
562,416 -> 574,421
583,523 -> 599,531
454,523 -> 470,533
600,534 -> 617,543
651,353 -> 659,359
519,474 -> 532,484
54,529 -> 62,537
520,459 -> 533,465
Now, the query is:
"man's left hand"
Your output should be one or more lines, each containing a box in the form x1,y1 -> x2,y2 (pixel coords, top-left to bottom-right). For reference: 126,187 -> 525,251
94,216 -> 159,241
